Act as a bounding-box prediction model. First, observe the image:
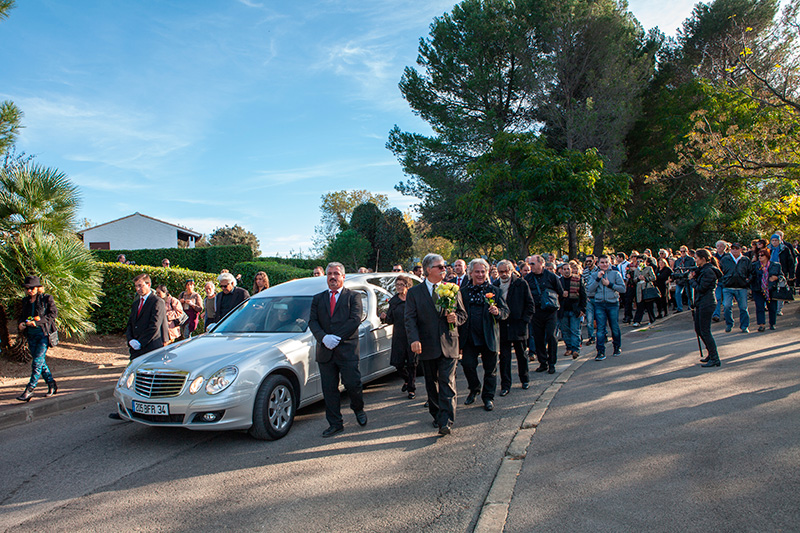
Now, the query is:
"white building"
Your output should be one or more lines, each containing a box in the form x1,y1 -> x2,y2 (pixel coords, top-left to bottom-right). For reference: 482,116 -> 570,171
78,212 -> 201,250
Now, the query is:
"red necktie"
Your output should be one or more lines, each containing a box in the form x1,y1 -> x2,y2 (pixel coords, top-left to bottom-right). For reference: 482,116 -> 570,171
330,291 -> 337,316
137,297 -> 144,317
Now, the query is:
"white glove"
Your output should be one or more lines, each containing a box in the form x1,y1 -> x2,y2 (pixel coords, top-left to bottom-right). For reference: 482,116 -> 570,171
322,334 -> 341,350
128,339 -> 141,350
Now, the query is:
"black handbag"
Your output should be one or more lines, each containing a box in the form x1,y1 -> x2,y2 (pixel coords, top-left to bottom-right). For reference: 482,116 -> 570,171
532,277 -> 559,311
641,283 -> 661,302
774,277 -> 794,301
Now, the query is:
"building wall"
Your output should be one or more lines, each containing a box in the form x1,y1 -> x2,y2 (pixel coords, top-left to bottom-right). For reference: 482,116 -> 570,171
82,215 -> 178,250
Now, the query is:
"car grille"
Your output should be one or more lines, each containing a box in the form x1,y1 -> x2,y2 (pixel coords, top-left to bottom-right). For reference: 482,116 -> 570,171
131,412 -> 186,424
134,371 -> 187,398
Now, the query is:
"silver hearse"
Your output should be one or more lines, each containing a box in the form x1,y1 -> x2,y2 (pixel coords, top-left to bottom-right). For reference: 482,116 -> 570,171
113,273 -> 416,440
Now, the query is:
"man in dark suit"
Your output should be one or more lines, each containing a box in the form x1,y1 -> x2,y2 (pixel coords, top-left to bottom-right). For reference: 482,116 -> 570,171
110,273 -> 167,420
308,262 -> 366,438
125,273 -> 167,360
405,253 -> 468,436
447,259 -> 469,289
209,272 -> 250,325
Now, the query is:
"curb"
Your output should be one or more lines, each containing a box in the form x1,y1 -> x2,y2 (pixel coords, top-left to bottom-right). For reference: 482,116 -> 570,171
473,311 -> 678,532
0,384 -> 117,432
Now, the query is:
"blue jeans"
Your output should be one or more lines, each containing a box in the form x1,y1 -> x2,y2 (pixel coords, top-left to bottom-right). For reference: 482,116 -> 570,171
593,301 -> 621,355
752,291 -> 777,327
559,311 -> 582,352
675,284 -> 693,311
27,328 -> 53,389
712,284 -> 723,318
585,299 -> 595,340
722,288 -> 750,330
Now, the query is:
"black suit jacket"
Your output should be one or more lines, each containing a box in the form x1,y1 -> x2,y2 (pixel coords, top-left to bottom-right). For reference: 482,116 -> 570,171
459,281 -> 509,353
126,293 -> 167,358
492,277 -> 534,341
404,282 -> 468,361
446,275 -> 469,290
308,287 -> 363,363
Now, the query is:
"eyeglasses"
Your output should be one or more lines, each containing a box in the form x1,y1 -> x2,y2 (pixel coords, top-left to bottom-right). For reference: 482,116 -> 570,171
392,268 -> 402,272
220,283 -> 229,288
431,264 -> 446,270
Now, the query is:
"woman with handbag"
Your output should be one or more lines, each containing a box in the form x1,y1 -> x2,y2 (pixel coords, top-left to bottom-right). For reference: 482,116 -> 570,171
16,275 -> 58,402
178,279 -> 203,338
655,257 -> 673,319
750,249 -> 782,331
632,257 -> 658,327
156,285 -> 184,343
689,249 -> 723,367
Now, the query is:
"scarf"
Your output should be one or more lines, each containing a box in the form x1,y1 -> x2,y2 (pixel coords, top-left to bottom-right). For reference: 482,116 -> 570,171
498,278 -> 511,300
468,281 -> 492,306
568,276 -> 581,299
769,243 -> 782,264
761,263 -> 770,301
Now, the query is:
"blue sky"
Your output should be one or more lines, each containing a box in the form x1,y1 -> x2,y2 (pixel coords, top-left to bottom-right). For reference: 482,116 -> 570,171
1,0 -> 702,257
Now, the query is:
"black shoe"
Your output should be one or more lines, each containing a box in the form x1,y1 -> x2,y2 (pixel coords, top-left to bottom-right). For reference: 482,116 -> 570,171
534,365 -> 548,373
108,412 -> 122,420
758,325 -> 765,332
700,360 -> 721,367
700,356 -> 710,363
46,380 -> 58,397
499,389 -> 510,397
438,425 -> 451,436
464,391 -> 479,405
712,316 -> 721,322
408,391 -> 416,399
423,400 -> 429,408
547,366 -> 556,374
16,385 -> 34,402
521,382 -> 530,390
322,425 -> 344,438
656,314 -> 663,319
432,420 -> 439,428
484,401 -> 494,411
401,384 -> 408,392
770,325 -> 776,330
355,410 -> 368,426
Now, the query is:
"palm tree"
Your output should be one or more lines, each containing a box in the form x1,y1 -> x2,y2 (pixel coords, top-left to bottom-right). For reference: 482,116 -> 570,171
0,160 -> 102,361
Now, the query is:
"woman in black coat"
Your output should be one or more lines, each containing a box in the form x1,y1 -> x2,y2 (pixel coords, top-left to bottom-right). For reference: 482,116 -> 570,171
750,248 -> 782,331
688,250 -> 723,367
16,275 -> 59,402
655,257 -> 673,318
381,275 -> 417,399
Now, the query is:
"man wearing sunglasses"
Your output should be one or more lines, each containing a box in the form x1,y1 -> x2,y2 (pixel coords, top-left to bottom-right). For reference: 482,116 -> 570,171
211,272 -> 250,325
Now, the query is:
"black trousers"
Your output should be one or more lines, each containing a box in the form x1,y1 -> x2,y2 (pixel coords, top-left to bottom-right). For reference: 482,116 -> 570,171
531,310 -> 558,368
461,340 -> 498,401
319,357 -> 364,429
623,287 -> 636,321
693,304 -> 719,361
422,356 -> 458,429
634,299 -> 656,323
499,339 -> 529,390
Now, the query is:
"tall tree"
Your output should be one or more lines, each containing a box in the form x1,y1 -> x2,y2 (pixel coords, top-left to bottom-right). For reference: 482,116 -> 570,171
209,224 -> 260,257
375,208 -> 413,271
325,229 -> 373,272
314,190 -> 389,252
0,1 -> 22,155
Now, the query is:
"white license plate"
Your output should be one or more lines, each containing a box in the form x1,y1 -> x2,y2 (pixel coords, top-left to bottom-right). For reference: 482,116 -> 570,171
132,401 -> 169,416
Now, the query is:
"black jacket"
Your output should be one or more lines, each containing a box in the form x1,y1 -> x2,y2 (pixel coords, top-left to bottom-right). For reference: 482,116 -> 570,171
383,294 -> 413,368
719,254 -> 750,289
524,270 -> 562,314
308,287 -> 362,363
404,282 -> 468,361
749,260 -> 783,296
557,276 -> 586,317
17,293 -> 58,338
689,264 -> 722,308
458,281 -> 509,353
492,276 -> 534,342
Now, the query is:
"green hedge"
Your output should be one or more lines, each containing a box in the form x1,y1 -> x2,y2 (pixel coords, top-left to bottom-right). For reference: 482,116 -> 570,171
234,261 -> 313,292
257,256 -> 323,271
92,245 -> 253,273
91,262 -> 218,335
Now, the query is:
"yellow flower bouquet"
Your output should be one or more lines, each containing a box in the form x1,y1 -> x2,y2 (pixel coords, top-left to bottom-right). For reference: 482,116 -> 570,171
435,282 -> 460,330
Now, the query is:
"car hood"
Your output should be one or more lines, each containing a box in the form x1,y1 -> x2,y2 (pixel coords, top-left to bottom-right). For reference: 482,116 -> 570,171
133,333 -> 309,374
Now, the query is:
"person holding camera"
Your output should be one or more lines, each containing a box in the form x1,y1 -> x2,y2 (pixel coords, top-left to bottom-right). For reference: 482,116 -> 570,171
586,255 -> 626,361
688,249 -> 723,367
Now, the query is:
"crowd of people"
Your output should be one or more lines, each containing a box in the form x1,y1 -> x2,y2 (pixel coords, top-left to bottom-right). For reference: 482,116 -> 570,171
14,232 -> 796,440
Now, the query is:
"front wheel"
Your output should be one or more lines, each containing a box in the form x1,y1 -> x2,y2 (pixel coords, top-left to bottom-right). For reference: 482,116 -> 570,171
249,374 -> 295,440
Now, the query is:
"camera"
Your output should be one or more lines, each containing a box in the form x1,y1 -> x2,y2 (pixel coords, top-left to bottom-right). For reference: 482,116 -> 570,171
672,266 -> 697,281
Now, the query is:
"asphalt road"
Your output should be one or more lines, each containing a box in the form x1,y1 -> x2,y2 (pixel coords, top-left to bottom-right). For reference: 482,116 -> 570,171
505,306 -> 800,533
0,362 -> 556,532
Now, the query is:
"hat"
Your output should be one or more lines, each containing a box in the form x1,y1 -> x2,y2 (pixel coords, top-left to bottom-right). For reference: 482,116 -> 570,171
731,243 -> 742,249
23,275 -> 42,288
771,233 -> 780,241
185,278 -> 195,284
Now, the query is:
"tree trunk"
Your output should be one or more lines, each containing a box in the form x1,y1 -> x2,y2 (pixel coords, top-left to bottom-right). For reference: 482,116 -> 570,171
567,221 -> 579,260
593,225 -> 605,256
0,304 -> 10,356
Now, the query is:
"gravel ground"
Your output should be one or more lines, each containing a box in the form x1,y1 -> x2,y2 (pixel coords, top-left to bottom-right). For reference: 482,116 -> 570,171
0,332 -> 129,386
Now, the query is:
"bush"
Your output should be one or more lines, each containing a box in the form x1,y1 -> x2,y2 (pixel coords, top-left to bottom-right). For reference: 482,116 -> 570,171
234,261 -> 313,292
257,256 -> 323,271
91,262 -> 218,335
92,245 -> 253,273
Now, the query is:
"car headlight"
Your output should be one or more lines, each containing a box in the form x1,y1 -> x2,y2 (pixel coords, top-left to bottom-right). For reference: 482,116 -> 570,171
126,372 -> 135,389
118,366 -> 135,389
206,366 -> 238,395
189,376 -> 204,394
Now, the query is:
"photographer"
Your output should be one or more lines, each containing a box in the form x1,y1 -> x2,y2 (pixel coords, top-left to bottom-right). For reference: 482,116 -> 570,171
688,249 -> 723,367
672,246 -> 696,312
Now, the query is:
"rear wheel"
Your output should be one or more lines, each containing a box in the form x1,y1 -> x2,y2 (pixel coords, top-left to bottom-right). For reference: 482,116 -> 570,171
249,375 -> 295,440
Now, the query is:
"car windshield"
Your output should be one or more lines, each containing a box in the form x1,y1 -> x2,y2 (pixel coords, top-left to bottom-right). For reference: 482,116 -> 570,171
213,296 -> 312,334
